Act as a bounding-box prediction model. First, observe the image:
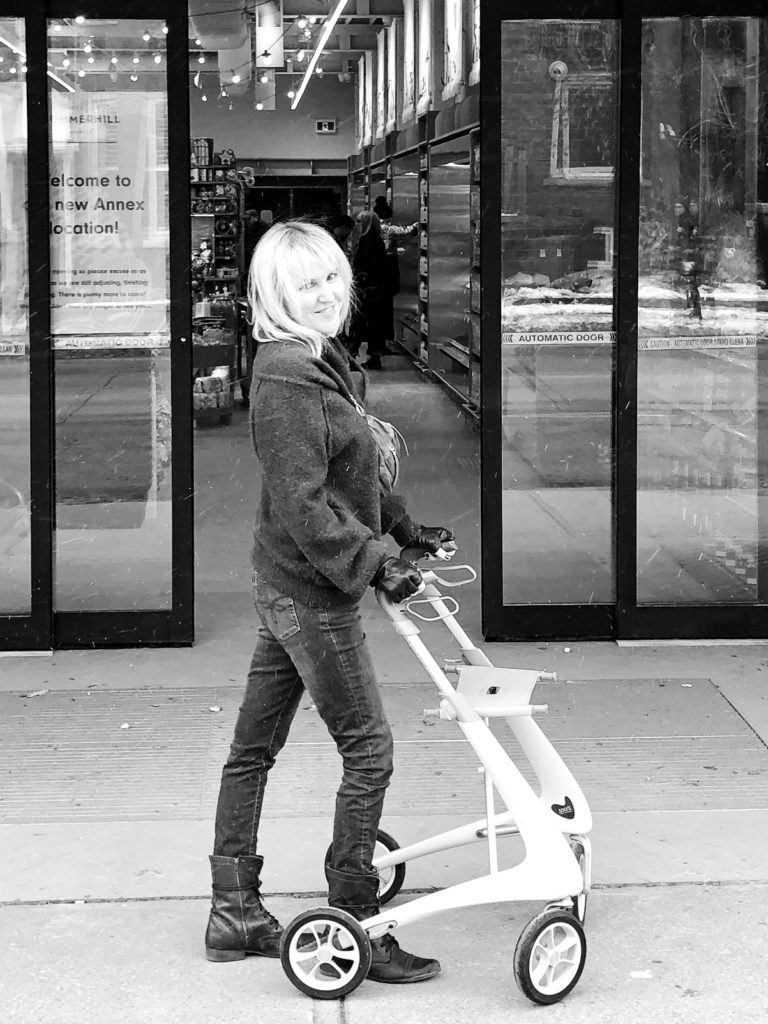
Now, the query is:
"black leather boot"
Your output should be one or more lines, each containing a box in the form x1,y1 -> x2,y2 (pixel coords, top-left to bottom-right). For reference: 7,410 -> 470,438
326,864 -> 441,984
205,855 -> 283,962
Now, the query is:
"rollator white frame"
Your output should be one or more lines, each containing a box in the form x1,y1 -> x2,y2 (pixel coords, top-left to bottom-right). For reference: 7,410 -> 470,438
364,564 -> 593,937
280,560 -> 594,1004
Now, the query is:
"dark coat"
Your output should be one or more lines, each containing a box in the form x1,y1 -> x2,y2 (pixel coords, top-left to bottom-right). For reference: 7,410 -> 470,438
249,336 -> 417,607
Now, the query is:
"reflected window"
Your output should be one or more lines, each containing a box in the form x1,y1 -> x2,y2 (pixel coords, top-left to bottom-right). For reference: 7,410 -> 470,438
550,72 -> 615,179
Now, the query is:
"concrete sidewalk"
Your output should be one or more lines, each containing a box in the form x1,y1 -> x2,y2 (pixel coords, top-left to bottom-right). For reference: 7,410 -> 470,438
2,884 -> 764,1024
2,638 -> 768,1023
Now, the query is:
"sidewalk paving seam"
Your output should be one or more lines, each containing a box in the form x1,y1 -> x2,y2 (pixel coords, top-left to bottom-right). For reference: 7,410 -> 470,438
4,876 -> 767,908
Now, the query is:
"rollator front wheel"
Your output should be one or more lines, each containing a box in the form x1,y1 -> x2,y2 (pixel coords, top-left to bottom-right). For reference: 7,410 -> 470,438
513,909 -> 587,1005
324,829 -> 406,905
280,907 -> 371,1000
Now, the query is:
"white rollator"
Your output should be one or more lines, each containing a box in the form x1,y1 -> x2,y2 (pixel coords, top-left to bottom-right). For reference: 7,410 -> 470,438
280,553 -> 593,1006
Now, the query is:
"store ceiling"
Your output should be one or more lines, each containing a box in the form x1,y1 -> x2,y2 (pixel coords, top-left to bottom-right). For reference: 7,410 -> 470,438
0,2 -> 403,92
190,0 -> 403,76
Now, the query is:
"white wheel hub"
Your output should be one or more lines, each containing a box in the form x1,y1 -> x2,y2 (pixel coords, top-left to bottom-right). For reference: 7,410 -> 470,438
529,921 -> 583,995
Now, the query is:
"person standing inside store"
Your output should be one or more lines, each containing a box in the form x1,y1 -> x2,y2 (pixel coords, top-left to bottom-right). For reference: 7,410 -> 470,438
205,219 -> 456,984
349,210 -> 390,369
325,212 -> 356,256
372,196 -> 419,350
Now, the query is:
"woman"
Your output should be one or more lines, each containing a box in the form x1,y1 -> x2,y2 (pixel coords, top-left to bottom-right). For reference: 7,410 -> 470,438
349,210 -> 390,369
205,220 -> 455,985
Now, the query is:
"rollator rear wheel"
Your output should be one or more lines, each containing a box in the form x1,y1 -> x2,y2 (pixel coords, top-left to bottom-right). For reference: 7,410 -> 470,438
513,909 -> 587,1005
372,829 -> 406,904
280,907 -> 371,1000
324,829 -> 406,905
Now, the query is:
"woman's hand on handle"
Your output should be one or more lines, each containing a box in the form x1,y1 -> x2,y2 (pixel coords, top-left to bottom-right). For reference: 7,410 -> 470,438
373,556 -> 424,603
408,526 -> 457,560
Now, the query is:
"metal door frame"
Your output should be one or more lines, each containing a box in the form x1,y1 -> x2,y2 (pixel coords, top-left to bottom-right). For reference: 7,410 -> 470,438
481,0 -> 768,640
0,0 -> 193,649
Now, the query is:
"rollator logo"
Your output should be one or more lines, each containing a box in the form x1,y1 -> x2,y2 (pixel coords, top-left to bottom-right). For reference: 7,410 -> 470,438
551,796 -> 575,819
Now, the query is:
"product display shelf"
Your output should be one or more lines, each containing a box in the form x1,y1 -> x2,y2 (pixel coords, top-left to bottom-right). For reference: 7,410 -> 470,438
190,165 -> 244,296
192,314 -> 237,427
417,144 -> 429,362
426,128 -> 478,425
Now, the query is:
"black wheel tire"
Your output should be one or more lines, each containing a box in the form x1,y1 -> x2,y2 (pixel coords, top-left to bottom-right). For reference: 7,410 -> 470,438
513,909 -> 587,1005
373,828 -> 406,904
280,907 -> 371,1000
569,839 -> 588,925
324,828 -> 406,905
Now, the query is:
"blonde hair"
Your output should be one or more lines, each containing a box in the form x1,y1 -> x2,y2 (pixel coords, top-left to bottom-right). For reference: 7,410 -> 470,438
247,220 -> 354,358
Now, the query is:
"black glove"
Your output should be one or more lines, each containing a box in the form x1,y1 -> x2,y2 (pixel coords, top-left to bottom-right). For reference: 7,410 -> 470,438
373,556 -> 423,603
409,526 -> 456,556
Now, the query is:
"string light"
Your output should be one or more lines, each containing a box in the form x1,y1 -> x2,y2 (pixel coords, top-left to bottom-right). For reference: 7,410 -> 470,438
303,27 -> 312,38
287,87 -> 295,99
153,53 -> 162,64
78,69 -> 85,77
231,72 -> 241,83
75,16 -> 85,25
83,41 -> 92,53
255,101 -> 263,110
197,54 -> 206,64
87,54 -> 95,64
53,24 -> 62,32
142,30 -> 151,42
193,70 -> 201,87
110,54 -> 118,65
62,56 -> 70,67
296,49 -> 305,62
201,93 -> 208,101
297,17 -> 307,28
132,53 -> 140,64
130,71 -> 138,82
259,71 -> 268,84
315,66 -> 323,76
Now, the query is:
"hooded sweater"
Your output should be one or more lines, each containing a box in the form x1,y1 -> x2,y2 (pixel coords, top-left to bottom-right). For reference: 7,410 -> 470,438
249,335 -> 419,608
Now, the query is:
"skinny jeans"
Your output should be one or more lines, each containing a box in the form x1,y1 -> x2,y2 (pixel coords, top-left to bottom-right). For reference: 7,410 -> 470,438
213,572 -> 393,911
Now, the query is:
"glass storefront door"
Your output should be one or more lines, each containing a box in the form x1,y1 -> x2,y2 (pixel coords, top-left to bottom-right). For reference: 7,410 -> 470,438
0,5 -> 192,649
483,4 -> 768,640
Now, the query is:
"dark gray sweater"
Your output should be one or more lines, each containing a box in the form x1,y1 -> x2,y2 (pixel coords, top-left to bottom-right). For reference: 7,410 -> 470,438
249,336 -> 419,608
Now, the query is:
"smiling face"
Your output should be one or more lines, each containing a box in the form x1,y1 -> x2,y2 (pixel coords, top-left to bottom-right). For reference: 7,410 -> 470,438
288,258 -> 348,338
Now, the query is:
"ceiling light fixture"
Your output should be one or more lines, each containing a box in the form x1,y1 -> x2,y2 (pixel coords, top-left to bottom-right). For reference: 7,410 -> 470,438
291,0 -> 349,110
